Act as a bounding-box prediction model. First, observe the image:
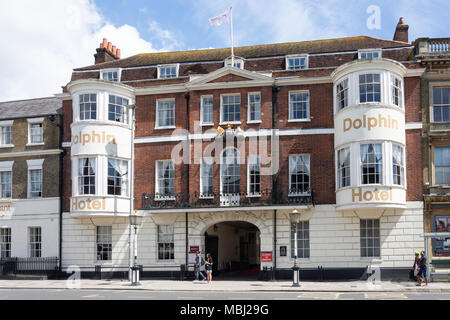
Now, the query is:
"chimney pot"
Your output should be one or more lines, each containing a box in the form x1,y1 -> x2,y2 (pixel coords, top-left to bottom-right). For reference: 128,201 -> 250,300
393,17 -> 409,43
107,42 -> 112,51
101,38 -> 108,48
116,49 -> 121,58
112,45 -> 117,55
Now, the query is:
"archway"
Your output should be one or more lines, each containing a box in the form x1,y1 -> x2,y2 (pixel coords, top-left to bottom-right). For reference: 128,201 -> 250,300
204,221 -> 261,279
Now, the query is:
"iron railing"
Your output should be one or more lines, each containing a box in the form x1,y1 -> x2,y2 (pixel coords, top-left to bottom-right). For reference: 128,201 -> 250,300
141,189 -> 314,210
0,257 -> 59,276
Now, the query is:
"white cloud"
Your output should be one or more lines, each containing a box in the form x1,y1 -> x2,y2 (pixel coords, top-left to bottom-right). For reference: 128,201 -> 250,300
0,0 -> 174,101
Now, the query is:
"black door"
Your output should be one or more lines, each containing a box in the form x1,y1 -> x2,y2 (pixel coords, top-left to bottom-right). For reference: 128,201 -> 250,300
205,234 -> 219,273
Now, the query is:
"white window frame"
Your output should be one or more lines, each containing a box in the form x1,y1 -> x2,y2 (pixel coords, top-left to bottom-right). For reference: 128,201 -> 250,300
360,219 -> 381,258
101,68 -> 121,82
247,155 -> 261,197
433,146 -> 450,186
155,160 -> 175,200
107,158 -> 129,197
390,75 -> 404,108
200,95 -> 214,126
29,227 -> 42,258
392,143 -> 405,187
78,93 -> 97,121
0,120 -> 14,148
430,84 -> 450,123
288,154 -> 311,196
77,157 -> 97,196
96,226 -> 112,262
157,225 -> 175,261
224,57 -> 244,69
27,159 -> 44,199
335,78 -> 349,111
336,147 -> 351,190
247,92 -> 261,123
220,148 -> 241,195
358,72 -> 382,104
155,98 -> 176,129
26,117 -> 44,146
157,64 -> 179,79
288,90 -> 310,122
360,142 -> 383,185
290,221 -> 310,260
200,157 -> 214,198
0,227 -> 11,258
358,48 -> 382,59
0,161 -> 13,200
108,94 -> 129,124
285,54 -> 309,70
220,93 -> 241,125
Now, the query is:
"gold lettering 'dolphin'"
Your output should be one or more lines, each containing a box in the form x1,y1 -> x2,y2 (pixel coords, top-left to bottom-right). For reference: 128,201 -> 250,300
344,114 -> 398,132
351,188 -> 392,202
71,131 -> 117,146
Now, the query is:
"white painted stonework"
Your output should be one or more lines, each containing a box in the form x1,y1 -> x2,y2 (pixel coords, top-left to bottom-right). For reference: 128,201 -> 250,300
0,198 -> 59,257
61,202 -> 424,272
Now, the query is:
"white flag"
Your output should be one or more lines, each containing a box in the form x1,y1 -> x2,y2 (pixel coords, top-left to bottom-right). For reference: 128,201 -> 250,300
209,9 -> 230,26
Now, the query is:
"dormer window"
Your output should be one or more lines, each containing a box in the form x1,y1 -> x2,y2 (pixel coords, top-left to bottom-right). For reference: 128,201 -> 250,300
358,49 -> 382,59
286,54 -> 308,70
158,64 -> 179,79
101,69 -> 120,82
224,57 -> 244,69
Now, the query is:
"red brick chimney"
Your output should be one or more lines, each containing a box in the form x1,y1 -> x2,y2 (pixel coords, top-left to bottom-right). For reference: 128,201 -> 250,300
94,38 -> 121,64
393,17 -> 409,43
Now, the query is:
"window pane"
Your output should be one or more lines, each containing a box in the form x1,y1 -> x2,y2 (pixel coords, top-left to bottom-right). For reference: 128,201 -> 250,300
360,144 -> 382,184
289,155 -> 310,194
222,95 -> 240,122
289,92 -> 309,120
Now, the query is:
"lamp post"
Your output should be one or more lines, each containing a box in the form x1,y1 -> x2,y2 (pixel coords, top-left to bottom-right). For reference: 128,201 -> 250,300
130,214 -> 143,286
290,209 -> 301,287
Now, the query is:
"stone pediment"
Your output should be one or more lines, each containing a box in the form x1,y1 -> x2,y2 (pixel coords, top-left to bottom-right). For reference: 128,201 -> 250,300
187,66 -> 273,88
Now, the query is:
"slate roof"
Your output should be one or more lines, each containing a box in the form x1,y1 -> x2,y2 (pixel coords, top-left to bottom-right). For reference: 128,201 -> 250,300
74,36 -> 412,71
0,97 -> 61,120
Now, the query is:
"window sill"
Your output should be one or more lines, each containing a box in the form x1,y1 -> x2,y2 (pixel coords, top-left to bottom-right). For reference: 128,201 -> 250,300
200,123 -> 214,127
247,120 -> 262,124
360,257 -> 382,262
154,196 -> 176,201
246,193 -> 261,198
0,144 -> 14,148
154,126 -> 176,130
26,143 -> 45,147
287,119 -> 311,123
288,193 -> 311,197
199,194 -> 214,199
0,198 -> 12,202
219,121 -> 241,126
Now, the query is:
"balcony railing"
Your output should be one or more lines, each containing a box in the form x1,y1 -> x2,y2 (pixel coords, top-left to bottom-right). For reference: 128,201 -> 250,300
416,38 -> 450,57
141,189 -> 314,210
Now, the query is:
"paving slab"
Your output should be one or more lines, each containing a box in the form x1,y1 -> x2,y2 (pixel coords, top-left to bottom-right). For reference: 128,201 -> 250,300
0,279 -> 449,293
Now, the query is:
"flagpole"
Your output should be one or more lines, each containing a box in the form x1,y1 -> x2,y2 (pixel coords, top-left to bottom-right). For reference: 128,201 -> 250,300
230,6 -> 234,66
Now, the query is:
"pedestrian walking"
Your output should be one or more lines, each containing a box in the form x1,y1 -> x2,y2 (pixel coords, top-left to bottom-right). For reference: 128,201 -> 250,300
205,253 -> 213,283
411,251 -> 420,281
193,251 -> 206,282
417,250 -> 428,286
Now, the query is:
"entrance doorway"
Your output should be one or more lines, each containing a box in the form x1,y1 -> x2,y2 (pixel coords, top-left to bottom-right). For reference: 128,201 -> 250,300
204,221 -> 260,279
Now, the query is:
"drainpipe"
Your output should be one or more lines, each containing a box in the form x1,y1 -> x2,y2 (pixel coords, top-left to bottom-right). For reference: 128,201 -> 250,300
273,209 -> 277,280
58,113 -> 64,274
184,92 -> 190,274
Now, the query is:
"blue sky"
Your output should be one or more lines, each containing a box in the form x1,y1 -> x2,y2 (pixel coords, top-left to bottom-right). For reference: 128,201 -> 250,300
0,0 -> 449,101
93,0 -> 450,52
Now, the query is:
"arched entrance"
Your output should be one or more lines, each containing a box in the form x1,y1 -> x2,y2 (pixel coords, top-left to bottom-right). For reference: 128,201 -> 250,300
204,221 -> 261,279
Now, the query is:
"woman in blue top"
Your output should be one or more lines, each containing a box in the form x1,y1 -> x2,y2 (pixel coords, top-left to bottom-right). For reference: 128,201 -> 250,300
205,253 -> 213,283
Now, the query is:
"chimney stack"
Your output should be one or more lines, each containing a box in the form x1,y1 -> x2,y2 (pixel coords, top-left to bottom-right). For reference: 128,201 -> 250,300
94,38 -> 121,64
393,17 -> 409,43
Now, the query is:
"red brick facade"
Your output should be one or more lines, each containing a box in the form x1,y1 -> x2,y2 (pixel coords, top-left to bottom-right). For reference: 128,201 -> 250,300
62,40 -> 424,212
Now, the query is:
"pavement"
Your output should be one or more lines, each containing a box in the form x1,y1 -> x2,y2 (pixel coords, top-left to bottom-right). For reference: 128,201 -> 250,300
0,279 -> 449,292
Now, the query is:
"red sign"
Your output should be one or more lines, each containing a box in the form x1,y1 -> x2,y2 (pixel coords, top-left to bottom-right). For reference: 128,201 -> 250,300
260,251 -> 272,262
190,246 -> 199,253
